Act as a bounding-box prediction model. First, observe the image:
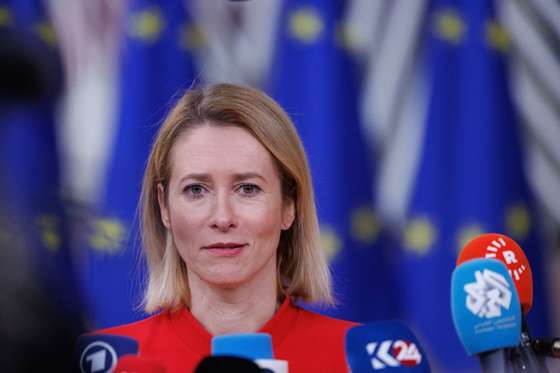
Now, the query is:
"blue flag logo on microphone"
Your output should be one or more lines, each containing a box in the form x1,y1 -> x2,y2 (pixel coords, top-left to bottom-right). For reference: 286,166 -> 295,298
451,259 -> 521,355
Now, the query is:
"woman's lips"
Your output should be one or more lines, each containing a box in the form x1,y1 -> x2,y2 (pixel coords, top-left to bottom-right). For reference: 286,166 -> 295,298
203,243 -> 246,256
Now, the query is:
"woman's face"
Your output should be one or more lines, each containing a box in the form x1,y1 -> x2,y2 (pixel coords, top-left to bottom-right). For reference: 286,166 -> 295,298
159,124 -> 295,288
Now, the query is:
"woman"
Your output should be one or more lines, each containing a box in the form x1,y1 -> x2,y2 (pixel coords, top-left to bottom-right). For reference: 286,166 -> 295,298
98,83 -> 357,372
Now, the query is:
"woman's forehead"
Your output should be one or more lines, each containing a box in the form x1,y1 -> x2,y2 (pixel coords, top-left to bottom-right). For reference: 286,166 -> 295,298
169,125 -> 279,180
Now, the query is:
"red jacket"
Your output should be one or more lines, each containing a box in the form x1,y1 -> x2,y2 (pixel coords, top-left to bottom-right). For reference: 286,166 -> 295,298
98,297 -> 357,373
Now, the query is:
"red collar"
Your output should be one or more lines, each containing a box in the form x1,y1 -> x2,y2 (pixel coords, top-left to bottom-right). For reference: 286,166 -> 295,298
166,296 -> 300,356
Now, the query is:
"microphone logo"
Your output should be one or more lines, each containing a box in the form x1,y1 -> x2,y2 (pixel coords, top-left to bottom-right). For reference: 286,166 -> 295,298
484,237 -> 527,281
365,340 -> 422,369
464,269 -> 512,318
79,341 -> 118,373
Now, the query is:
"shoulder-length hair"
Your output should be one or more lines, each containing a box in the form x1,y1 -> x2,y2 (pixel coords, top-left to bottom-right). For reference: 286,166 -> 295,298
141,83 -> 333,312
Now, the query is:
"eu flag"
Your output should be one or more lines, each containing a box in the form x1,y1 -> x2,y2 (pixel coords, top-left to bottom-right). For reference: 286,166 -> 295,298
0,0 -> 81,319
268,0 -> 395,322
397,0 -> 550,370
81,0 -> 199,328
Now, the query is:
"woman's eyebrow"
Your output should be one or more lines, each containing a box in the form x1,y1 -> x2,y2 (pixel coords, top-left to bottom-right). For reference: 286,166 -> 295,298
231,172 -> 266,182
179,173 -> 211,183
178,172 -> 266,184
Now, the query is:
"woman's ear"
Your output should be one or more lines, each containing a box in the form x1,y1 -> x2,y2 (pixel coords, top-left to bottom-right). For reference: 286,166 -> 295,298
157,183 -> 171,228
282,198 -> 295,231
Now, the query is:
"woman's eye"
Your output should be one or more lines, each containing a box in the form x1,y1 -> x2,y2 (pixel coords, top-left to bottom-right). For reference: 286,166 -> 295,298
238,184 -> 261,196
184,184 -> 207,199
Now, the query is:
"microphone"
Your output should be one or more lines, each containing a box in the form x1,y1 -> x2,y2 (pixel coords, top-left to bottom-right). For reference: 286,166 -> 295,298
212,333 -> 273,360
211,333 -> 288,372
194,356 -> 263,373
451,258 -> 521,372
76,334 -> 139,373
114,355 -> 166,373
457,233 -> 532,313
344,320 -> 430,372
457,233 -> 550,372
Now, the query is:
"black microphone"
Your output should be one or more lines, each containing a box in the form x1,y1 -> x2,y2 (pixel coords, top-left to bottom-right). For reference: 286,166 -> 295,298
194,356 -> 263,373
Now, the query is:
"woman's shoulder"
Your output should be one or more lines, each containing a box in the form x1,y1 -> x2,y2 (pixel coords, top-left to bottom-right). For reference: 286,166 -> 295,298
296,306 -> 360,334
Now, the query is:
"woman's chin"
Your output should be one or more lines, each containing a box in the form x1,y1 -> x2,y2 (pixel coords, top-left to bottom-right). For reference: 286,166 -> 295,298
201,272 -> 249,289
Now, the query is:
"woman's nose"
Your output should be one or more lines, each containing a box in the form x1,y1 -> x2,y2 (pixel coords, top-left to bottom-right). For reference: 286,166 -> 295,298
209,193 -> 237,232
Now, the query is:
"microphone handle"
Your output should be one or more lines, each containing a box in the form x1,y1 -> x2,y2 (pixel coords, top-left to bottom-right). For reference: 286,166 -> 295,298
479,349 -> 510,373
510,330 -> 549,373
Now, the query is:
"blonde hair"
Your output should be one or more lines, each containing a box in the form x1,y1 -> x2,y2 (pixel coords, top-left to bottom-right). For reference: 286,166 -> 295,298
141,83 -> 333,312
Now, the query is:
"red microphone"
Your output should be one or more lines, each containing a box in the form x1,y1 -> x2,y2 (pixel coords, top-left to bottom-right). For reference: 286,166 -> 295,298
456,233 -> 533,314
457,233 -> 553,372
114,355 -> 166,373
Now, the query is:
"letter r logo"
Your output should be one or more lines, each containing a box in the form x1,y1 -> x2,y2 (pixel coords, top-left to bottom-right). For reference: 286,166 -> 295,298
502,250 -> 517,265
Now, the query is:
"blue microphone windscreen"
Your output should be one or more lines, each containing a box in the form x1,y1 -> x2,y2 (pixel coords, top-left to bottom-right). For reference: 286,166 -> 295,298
211,333 -> 273,360
76,333 -> 139,373
345,321 -> 431,372
451,258 -> 521,355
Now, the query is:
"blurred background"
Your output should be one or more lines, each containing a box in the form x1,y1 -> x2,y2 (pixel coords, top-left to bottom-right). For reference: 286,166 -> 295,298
0,0 -> 559,371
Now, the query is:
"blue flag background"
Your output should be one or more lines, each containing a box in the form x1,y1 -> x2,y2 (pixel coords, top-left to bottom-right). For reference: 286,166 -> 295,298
395,0 -> 551,370
80,0 -> 198,328
268,0 -> 395,322
0,0 -> 81,319
4,1 -> 551,371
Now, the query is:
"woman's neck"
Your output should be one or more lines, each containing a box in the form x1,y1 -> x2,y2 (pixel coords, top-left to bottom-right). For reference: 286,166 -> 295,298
188,270 -> 279,336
